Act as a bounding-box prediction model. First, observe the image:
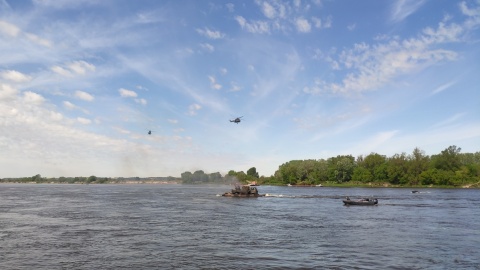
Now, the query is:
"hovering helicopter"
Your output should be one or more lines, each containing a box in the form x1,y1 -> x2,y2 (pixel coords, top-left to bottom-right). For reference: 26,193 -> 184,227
148,130 -> 152,135
230,116 -> 243,124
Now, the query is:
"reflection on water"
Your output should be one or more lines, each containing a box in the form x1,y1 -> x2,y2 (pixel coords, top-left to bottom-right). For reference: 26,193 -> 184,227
1,184 -> 479,269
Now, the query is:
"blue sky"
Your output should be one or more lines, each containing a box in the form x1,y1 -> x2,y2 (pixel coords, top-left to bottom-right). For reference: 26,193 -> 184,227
1,0 -> 479,178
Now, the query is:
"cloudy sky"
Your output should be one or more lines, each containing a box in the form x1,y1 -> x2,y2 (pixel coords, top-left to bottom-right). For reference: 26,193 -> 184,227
1,0 -> 479,178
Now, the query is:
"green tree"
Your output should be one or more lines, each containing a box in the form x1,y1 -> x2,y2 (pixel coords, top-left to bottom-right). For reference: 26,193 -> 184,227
32,174 -> 42,182
334,156 -> 355,183
432,145 -> 462,172
407,147 -> 430,185
363,153 -> 386,175
352,166 -> 372,183
387,153 -> 408,185
87,175 -> 97,183
181,171 -> 192,182
247,167 -> 259,178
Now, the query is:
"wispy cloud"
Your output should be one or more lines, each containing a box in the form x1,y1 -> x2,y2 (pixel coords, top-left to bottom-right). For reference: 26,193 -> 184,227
430,81 -> 456,96
208,75 -> 222,90
196,27 -> 225,39
52,61 -> 96,77
305,18 -> 465,96
0,70 -> 32,83
431,113 -> 466,129
119,88 -> 137,98
75,90 -> 94,101
235,16 -> 270,34
295,17 -> 311,33
390,0 -> 427,23
0,20 -> 20,37
188,103 -> 201,116
235,0 -> 331,34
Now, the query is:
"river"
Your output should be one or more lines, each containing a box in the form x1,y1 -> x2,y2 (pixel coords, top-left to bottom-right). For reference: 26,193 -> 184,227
0,184 -> 479,269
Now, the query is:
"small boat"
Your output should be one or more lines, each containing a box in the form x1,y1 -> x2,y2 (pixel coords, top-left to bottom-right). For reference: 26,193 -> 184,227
343,197 -> 378,206
222,185 -> 264,197
411,190 -> 419,193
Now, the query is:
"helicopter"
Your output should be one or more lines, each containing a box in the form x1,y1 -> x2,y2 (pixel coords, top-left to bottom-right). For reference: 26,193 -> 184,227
229,116 -> 243,124
148,130 -> 152,135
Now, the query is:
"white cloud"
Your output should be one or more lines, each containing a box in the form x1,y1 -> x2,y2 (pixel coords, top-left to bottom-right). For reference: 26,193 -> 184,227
295,17 -> 311,33
259,0 -> 286,19
196,27 -> 225,39
51,61 -> 96,77
188,103 -> 201,115
51,66 -> 72,77
311,17 -> 322,28
390,0 -> 427,23
24,32 -> 52,47
135,98 -> 147,105
75,90 -> 94,101
50,111 -> 63,121
305,19 -> 464,96
23,91 -> 45,104
229,82 -> 242,92
347,23 -> 356,31
235,16 -> 270,34
68,61 -> 96,75
431,113 -> 466,129
220,68 -> 228,75
261,1 -> 276,19
77,117 -> 91,125
237,1 -> 330,34
0,20 -> 20,37
119,88 -> 138,98
431,81 -> 456,95
0,70 -> 32,83
0,84 -> 18,100
200,43 -> 215,52
168,119 -> 178,124
63,101 -> 76,110
208,75 -> 222,90
226,3 -> 235,12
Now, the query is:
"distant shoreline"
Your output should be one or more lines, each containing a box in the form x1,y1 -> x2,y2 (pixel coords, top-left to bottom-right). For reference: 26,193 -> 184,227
0,181 -> 180,185
0,182 -> 478,189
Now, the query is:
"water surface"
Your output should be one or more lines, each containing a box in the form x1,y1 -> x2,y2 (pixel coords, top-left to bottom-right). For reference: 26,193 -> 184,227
1,184 -> 479,269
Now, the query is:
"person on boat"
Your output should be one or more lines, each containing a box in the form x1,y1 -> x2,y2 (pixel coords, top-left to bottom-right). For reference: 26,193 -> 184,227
346,196 -> 350,200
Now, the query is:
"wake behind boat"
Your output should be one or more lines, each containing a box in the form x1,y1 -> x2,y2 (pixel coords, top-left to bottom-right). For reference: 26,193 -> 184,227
343,197 -> 378,206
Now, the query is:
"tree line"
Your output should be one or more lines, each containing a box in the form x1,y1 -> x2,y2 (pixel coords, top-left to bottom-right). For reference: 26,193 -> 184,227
181,167 -> 260,184
2,145 -> 479,187
269,145 -> 480,187
182,145 -> 480,187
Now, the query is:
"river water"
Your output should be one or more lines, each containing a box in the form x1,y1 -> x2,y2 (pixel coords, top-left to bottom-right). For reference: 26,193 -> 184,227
0,184 -> 479,269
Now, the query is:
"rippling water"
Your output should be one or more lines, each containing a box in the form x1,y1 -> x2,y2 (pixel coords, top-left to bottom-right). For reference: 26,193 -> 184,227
1,184 -> 479,269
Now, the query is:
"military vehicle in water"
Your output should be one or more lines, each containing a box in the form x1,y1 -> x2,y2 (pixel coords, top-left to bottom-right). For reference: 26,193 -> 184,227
222,185 -> 264,197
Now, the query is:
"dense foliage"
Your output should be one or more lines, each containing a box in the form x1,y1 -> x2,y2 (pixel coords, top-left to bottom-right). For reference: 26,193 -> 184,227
271,146 -> 480,187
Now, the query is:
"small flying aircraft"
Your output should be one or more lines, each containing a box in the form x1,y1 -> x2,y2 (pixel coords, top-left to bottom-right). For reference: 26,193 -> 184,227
230,116 -> 243,124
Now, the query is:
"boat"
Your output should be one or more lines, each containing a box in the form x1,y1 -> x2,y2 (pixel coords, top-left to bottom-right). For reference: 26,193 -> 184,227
222,185 -> 264,197
343,197 -> 378,206
411,190 -> 419,193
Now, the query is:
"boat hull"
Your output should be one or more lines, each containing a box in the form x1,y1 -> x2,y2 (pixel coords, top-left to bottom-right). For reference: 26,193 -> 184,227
222,193 -> 264,197
343,199 -> 378,206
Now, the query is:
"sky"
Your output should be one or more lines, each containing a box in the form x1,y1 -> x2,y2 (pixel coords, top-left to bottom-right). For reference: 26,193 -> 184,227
1,0 -> 479,178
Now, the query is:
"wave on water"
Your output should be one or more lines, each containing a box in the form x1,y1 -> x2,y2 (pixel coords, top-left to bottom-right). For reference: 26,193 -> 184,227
265,193 -> 293,198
